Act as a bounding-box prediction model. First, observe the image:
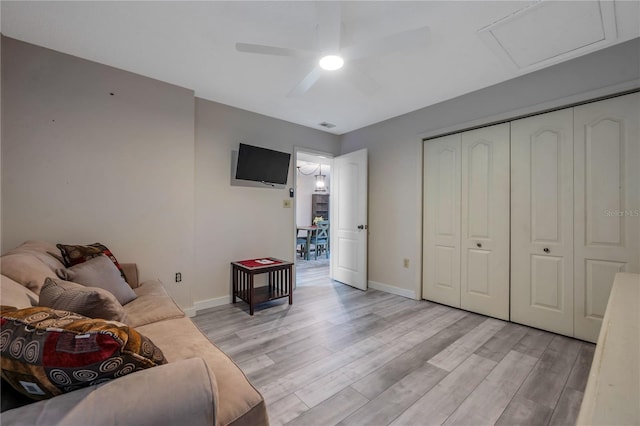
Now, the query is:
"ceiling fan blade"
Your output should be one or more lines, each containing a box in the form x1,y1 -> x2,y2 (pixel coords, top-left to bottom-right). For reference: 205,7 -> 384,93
343,66 -> 380,96
342,26 -> 430,61
315,1 -> 342,52
288,66 -> 323,97
235,42 -> 315,58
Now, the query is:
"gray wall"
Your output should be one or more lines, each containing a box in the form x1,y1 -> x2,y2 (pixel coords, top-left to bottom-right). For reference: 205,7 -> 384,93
1,36 -> 196,307
0,36 -> 340,311
341,38 -> 640,299
194,99 -> 339,305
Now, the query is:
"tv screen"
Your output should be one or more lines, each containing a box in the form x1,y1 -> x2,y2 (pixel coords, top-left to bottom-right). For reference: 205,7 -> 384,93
235,143 -> 291,185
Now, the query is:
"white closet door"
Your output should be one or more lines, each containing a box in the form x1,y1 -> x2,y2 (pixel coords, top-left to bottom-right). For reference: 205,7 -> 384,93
460,123 -> 510,320
511,108 -> 574,336
574,93 -> 640,342
423,134 -> 461,308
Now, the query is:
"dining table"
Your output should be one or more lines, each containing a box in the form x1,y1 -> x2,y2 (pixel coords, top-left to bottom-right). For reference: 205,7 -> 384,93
296,225 -> 317,260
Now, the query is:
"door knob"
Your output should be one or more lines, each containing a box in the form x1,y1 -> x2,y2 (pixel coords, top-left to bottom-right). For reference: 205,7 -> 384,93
543,247 -> 550,253
357,225 -> 368,230
476,243 -> 482,248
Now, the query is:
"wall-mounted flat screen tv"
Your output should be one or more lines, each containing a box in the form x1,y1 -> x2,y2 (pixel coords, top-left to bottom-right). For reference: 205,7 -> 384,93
235,143 -> 291,186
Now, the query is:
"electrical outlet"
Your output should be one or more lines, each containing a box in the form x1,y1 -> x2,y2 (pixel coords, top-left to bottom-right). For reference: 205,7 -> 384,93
283,200 -> 292,208
175,272 -> 182,283
403,259 -> 410,268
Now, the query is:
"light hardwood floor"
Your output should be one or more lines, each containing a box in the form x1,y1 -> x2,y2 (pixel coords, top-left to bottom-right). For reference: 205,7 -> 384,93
193,259 -> 594,426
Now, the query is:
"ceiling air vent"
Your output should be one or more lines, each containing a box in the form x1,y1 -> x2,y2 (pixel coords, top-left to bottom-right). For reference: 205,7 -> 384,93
319,122 -> 336,129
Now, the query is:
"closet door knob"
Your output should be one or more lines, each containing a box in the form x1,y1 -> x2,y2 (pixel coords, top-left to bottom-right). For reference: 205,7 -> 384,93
543,247 -> 550,253
476,243 -> 482,248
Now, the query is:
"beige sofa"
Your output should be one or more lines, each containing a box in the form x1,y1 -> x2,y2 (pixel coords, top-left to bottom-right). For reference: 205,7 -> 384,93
0,241 -> 268,426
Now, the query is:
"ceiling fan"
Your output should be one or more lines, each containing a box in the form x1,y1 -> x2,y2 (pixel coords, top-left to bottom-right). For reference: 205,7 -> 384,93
235,3 -> 430,97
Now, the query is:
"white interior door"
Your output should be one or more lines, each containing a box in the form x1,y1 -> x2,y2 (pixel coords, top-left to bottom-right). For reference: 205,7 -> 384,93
573,93 -> 640,342
331,149 -> 368,290
460,123 -> 510,320
511,108 -> 574,336
423,134 -> 461,308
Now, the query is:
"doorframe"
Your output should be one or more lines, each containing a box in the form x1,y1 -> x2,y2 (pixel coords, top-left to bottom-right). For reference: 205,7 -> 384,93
292,146 -> 335,276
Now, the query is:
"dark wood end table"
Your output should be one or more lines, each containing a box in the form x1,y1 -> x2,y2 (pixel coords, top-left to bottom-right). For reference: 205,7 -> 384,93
231,258 -> 293,315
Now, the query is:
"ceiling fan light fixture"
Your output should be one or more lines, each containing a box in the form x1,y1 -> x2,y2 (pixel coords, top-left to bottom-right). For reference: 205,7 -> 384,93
319,55 -> 344,71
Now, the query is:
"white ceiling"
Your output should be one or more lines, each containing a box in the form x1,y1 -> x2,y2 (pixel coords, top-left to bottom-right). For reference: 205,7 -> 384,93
2,1 -> 638,135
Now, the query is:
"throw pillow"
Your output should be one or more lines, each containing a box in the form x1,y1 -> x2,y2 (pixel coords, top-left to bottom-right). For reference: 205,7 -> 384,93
3,241 -> 66,271
55,255 -> 137,305
0,275 -> 38,310
38,278 -> 128,323
0,306 -> 166,400
56,242 -> 127,282
0,253 -> 57,295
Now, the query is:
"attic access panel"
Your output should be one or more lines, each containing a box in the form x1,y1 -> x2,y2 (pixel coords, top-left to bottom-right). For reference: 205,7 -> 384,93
478,1 -> 617,73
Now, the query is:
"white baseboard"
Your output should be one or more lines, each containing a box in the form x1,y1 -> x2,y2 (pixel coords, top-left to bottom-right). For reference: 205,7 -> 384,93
183,282 -> 417,317
183,295 -> 232,317
368,280 -> 417,300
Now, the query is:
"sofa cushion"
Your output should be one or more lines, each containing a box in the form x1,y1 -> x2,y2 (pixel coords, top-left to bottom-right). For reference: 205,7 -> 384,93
123,280 -> 185,327
0,306 -> 166,400
56,242 -> 127,281
1,358 -> 215,425
0,275 -> 38,309
56,255 -> 137,305
0,253 -> 57,294
137,317 -> 268,426
3,241 -> 66,272
39,278 -> 128,323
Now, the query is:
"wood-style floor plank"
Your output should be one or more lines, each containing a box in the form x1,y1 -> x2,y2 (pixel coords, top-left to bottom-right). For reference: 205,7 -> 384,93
236,354 -> 275,376
351,313 -> 485,400
285,387 -> 368,426
192,258 -> 595,426
250,345 -> 334,388
548,387 -> 585,426
495,396 -> 553,426
515,335 -> 582,409
512,327 -> 555,358
339,363 -> 448,426
267,394 -> 309,426
428,317 -> 506,371
565,342 -> 595,392
443,350 -> 539,425
391,354 -> 497,426
259,331 -> 383,404
294,306 -> 458,408
474,322 -> 529,363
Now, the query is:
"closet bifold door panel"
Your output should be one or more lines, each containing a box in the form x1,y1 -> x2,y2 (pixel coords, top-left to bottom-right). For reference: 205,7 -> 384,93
511,108 -> 575,336
423,134 -> 462,308
460,124 -> 510,320
423,124 -> 510,319
573,92 -> 640,343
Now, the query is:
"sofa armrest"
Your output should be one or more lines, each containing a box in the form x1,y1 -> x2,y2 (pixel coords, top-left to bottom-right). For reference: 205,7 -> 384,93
121,263 -> 139,288
1,358 -> 216,426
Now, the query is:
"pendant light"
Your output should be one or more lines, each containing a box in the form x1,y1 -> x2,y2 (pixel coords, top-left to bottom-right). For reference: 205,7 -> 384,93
315,165 -> 326,192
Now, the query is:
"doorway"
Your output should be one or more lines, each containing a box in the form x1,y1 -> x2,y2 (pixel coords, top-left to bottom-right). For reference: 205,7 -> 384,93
294,150 -> 332,284
293,147 -> 369,291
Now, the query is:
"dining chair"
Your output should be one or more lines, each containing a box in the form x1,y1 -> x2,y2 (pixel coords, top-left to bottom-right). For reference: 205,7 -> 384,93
296,229 -> 310,260
312,220 -> 329,259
